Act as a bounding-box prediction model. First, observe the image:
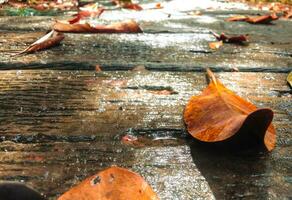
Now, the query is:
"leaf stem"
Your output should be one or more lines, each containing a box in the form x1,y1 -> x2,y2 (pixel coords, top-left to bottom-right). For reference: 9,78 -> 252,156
206,68 -> 217,85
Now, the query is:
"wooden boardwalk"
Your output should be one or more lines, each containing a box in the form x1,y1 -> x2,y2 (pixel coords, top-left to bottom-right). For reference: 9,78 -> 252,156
0,0 -> 291,199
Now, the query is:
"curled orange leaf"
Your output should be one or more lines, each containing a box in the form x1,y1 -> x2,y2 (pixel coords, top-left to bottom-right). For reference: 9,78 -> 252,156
184,69 -> 276,151
53,19 -> 143,33
58,166 -> 159,200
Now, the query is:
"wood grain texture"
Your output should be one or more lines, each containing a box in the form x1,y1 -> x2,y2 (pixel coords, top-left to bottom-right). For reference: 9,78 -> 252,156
0,1 -> 291,198
0,14 -> 291,71
0,70 -> 291,199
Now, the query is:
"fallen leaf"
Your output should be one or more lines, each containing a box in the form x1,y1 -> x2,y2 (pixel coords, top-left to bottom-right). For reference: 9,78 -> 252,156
7,0 -> 78,10
58,166 -> 159,200
211,32 -> 248,44
112,0 -> 143,11
53,19 -> 143,33
16,30 -> 64,55
95,65 -> 102,72
121,134 -> 139,145
287,72 -> 292,88
184,69 -> 276,151
209,41 -> 223,50
246,14 -> 278,24
283,10 -> 292,19
68,8 -> 104,24
122,3 -> 143,10
155,3 -> 163,9
7,0 -> 27,8
225,15 -> 248,22
226,14 -> 279,24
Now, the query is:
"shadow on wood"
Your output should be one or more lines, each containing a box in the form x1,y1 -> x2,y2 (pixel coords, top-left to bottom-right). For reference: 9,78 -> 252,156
189,139 -> 269,199
0,182 -> 45,200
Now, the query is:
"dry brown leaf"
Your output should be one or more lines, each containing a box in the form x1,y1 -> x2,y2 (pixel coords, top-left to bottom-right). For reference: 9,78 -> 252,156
226,14 -> 279,24
7,0 -> 78,10
68,8 -> 105,24
246,14 -> 278,24
16,30 -> 64,55
53,19 -> 143,33
95,65 -> 102,72
58,166 -> 159,200
121,134 -> 139,145
225,15 -> 248,22
209,41 -> 223,50
112,0 -> 143,10
155,3 -> 163,9
283,10 -> 292,19
211,32 -> 248,44
184,69 -> 276,151
7,0 -> 27,9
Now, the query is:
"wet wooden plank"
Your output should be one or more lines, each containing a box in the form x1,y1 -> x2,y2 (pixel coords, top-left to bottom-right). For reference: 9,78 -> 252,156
0,11 -> 291,71
0,70 -> 290,136
0,31 -> 291,72
0,70 -> 291,199
0,141 -> 213,200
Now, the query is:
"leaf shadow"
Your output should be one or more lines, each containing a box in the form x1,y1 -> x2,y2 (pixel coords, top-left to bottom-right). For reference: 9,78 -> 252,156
188,136 -> 270,199
0,183 -> 45,200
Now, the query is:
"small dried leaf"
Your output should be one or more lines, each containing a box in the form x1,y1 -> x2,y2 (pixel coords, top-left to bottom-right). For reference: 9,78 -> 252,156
95,65 -> 102,72
209,41 -> 223,50
68,8 -> 104,24
17,30 -> 64,55
225,15 -> 248,22
283,10 -> 292,19
184,69 -> 276,151
112,0 -> 143,10
122,134 -> 139,145
226,14 -> 278,24
53,19 -> 143,33
155,3 -> 163,9
211,32 -> 248,44
58,166 -> 159,200
246,14 -> 278,24
122,3 -> 143,10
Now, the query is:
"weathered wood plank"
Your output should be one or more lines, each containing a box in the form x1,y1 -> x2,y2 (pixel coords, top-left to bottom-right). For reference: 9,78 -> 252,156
0,141 -> 213,200
0,70 -> 291,199
0,70 -> 290,137
0,10 -> 291,71
0,31 -> 291,71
